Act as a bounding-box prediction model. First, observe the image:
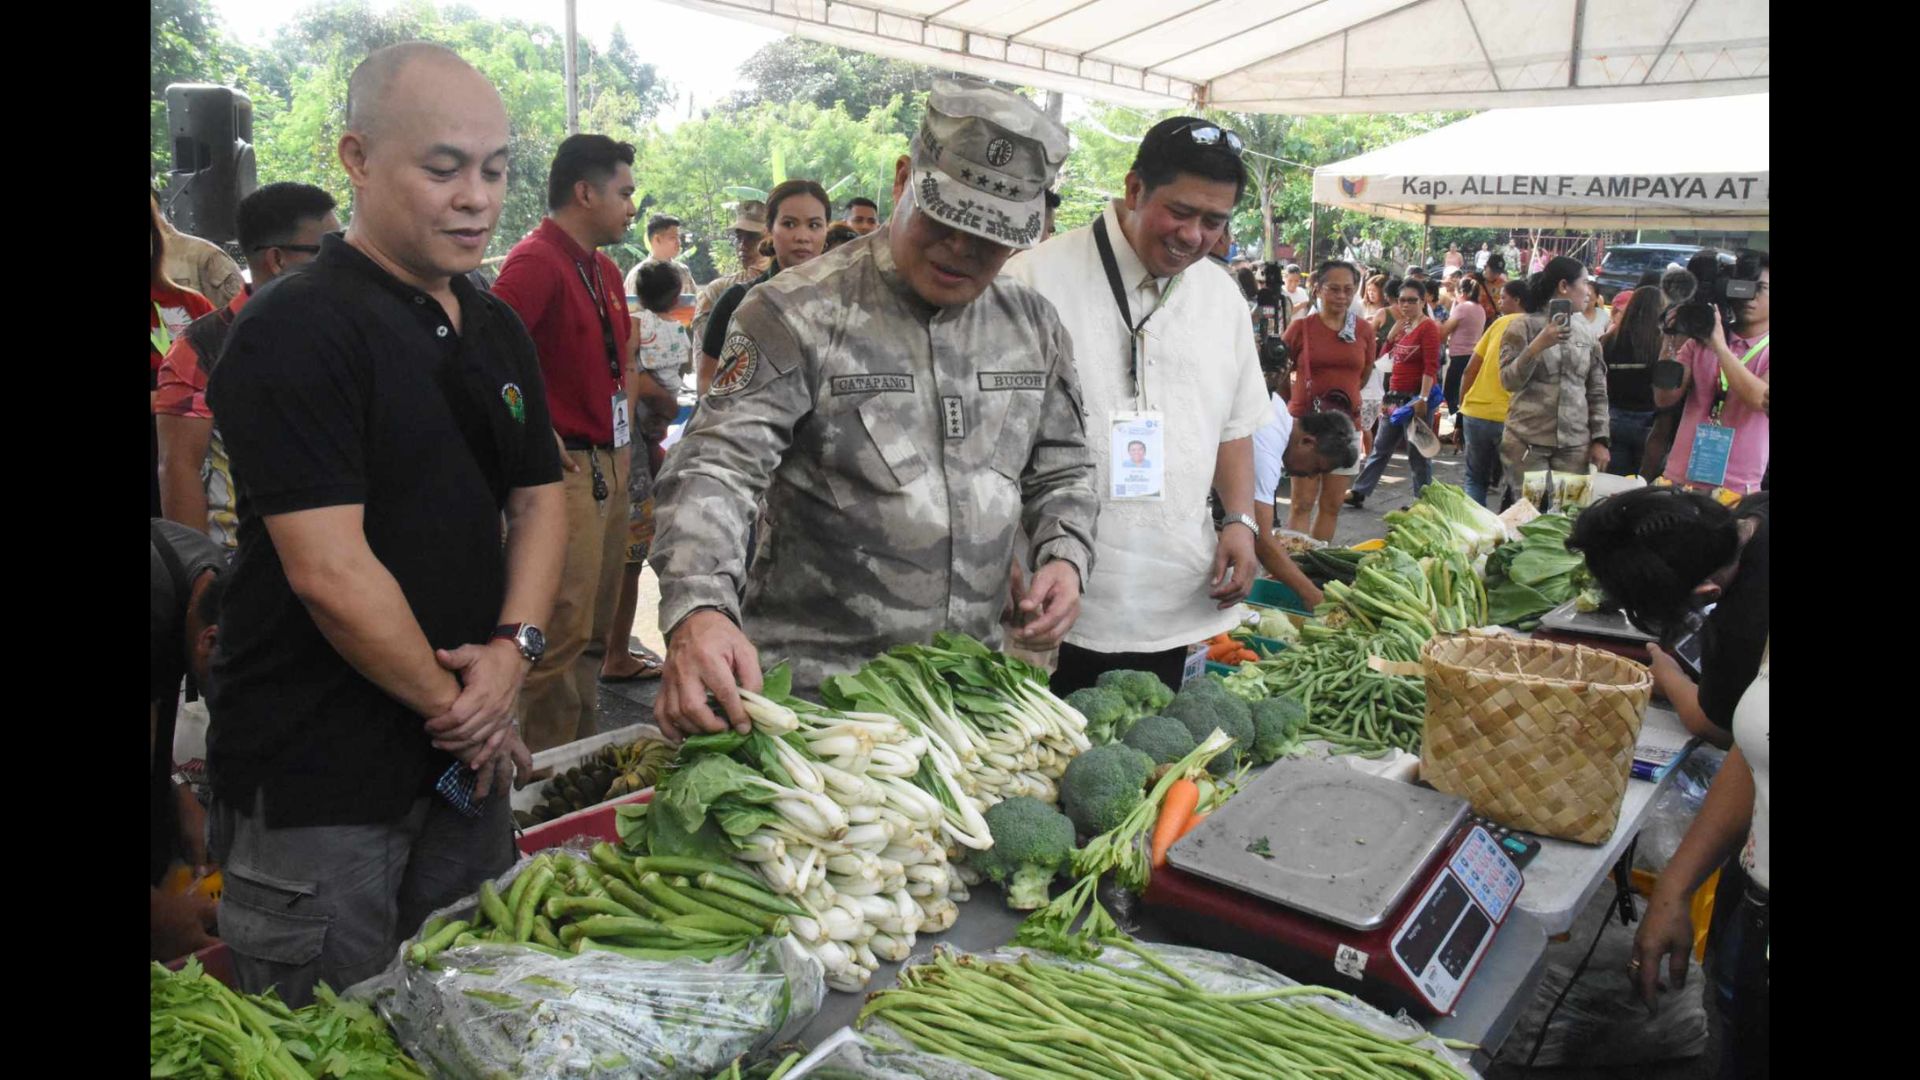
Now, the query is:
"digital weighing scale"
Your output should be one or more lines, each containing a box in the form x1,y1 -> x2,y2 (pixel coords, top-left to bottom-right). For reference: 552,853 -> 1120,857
1143,760 -> 1524,1016
1531,598 -> 1657,662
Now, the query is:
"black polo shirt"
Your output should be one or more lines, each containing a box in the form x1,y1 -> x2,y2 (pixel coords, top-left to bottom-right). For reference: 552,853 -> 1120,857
1698,493 -> 1770,733
205,234 -> 562,828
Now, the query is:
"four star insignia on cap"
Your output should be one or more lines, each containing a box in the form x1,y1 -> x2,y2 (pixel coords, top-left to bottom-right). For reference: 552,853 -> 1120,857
992,181 -> 1005,193
960,168 -> 974,181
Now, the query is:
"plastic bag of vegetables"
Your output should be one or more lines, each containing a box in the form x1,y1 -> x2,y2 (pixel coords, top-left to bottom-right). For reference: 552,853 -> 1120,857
349,849 -> 825,1079
792,940 -> 1480,1080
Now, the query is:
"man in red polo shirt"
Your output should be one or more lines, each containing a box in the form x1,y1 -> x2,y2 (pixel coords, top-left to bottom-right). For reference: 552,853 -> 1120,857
493,134 -> 638,751
156,182 -> 341,549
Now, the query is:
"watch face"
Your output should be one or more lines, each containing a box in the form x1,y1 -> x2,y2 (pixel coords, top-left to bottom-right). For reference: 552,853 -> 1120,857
521,626 -> 546,657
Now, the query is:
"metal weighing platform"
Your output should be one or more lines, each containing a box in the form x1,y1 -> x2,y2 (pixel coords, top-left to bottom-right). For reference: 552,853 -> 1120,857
1145,760 -> 1528,1018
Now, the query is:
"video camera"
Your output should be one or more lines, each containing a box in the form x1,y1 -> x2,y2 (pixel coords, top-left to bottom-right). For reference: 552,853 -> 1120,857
1661,249 -> 1763,343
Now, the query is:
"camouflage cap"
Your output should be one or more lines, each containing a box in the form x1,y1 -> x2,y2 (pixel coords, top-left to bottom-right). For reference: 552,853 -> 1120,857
730,199 -> 768,234
909,79 -> 1069,251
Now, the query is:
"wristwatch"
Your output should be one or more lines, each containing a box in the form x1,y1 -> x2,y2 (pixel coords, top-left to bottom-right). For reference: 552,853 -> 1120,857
491,623 -> 547,664
1223,513 -> 1260,537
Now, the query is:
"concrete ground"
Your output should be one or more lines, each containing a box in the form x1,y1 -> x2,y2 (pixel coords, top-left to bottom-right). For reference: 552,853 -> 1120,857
579,439 -> 1717,1076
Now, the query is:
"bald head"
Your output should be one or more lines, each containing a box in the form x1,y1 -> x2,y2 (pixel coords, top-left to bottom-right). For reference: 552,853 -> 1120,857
346,42 -> 499,145
338,41 -> 511,291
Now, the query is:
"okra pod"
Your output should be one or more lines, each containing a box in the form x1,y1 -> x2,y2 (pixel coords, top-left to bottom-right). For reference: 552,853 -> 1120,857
408,918 -> 471,964
512,865 -> 554,942
477,880 -> 514,931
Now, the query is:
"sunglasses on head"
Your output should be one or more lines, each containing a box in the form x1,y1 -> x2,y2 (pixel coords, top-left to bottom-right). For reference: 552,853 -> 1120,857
1170,121 -> 1244,156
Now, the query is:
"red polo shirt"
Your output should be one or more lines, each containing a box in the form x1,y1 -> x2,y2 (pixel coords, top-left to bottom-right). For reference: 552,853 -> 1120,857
493,218 -> 630,445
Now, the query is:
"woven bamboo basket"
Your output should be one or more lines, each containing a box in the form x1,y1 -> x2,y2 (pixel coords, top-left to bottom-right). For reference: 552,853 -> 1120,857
1419,633 -> 1653,844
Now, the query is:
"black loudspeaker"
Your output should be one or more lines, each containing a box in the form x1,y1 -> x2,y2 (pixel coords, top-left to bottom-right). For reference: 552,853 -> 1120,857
163,84 -> 256,246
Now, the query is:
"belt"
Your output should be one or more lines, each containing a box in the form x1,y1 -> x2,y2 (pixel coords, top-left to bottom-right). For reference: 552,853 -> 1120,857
562,437 -> 615,452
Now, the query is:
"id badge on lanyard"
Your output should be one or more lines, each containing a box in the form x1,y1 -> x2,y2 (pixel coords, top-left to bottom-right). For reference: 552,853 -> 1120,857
1093,217 -> 1173,503
1685,421 -> 1734,488
1109,402 -> 1166,502
612,393 -> 632,449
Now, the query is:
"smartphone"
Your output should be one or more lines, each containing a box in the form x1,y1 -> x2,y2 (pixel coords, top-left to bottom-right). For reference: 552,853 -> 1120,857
1548,298 -> 1573,327
1666,626 -> 1705,682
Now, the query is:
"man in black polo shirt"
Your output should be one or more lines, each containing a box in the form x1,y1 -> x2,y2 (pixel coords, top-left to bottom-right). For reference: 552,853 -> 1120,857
204,42 -> 566,1004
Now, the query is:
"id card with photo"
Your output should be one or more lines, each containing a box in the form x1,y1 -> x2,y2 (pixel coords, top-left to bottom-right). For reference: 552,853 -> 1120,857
612,393 -> 633,449
1109,410 -> 1165,501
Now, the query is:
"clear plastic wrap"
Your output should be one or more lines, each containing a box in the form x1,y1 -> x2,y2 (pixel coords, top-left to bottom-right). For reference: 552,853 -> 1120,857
347,849 -> 825,1079
788,940 -> 1481,1079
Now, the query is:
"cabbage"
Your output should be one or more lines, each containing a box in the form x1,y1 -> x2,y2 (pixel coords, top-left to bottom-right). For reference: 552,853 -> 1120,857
1257,610 -> 1298,642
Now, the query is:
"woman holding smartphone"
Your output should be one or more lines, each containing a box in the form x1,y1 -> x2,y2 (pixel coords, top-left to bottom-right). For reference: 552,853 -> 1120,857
1495,256 -> 1611,491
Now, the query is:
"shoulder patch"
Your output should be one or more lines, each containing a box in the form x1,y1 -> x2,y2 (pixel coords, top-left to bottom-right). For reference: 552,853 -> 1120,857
708,332 -> 761,398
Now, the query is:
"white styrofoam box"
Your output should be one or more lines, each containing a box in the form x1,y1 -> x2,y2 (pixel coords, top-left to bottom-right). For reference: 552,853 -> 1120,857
512,722 -> 666,815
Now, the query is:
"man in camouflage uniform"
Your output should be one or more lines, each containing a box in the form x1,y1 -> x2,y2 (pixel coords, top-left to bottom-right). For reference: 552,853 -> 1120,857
688,200 -> 770,360
649,80 -> 1098,739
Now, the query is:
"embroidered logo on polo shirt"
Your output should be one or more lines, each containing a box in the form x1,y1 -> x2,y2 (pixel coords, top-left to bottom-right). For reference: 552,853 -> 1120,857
501,383 -> 526,423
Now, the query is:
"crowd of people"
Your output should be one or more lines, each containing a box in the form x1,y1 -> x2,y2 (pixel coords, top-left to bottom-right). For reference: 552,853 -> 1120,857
148,40 -> 1768,1078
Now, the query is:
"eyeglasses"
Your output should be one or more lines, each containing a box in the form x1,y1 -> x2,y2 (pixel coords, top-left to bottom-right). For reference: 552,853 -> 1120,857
1170,121 -> 1244,156
253,243 -> 322,255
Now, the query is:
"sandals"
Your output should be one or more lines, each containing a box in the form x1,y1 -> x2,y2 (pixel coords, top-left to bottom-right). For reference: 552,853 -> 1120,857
598,650 -> 665,684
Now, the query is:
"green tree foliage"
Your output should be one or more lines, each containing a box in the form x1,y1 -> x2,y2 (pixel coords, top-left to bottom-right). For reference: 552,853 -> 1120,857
151,0 -> 245,178
151,0 -> 669,260
728,38 -> 936,138
633,99 -> 912,280
1065,103 -> 1496,268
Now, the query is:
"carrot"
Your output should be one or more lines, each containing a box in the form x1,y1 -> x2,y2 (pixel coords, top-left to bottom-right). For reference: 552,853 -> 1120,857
1235,649 -> 1258,663
1207,640 -> 1240,661
1151,778 -> 1202,869
1180,812 -> 1210,839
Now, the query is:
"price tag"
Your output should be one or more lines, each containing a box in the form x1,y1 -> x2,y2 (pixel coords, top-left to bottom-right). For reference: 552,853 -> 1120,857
1180,645 -> 1209,687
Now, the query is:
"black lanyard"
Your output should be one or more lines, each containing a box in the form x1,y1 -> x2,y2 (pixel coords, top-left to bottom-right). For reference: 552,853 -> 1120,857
1092,215 -> 1161,402
573,261 -> 623,382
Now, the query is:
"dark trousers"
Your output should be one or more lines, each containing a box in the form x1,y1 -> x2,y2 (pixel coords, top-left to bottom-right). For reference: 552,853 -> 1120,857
210,787 -> 513,1006
1442,354 -> 1473,412
1052,642 -> 1189,697
1707,873 -> 1770,1080
1350,409 -> 1432,500
1606,407 -> 1658,477
1461,416 -> 1505,508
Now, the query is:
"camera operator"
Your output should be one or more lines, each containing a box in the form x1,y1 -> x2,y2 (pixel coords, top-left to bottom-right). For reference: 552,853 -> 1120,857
1654,250 -> 1770,494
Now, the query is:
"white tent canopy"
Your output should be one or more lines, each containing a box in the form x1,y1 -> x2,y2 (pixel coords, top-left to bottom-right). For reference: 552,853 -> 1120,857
660,0 -> 1768,113
1311,92 -> 1767,230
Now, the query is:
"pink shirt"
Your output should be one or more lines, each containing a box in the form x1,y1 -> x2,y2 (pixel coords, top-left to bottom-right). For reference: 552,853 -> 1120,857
1447,300 -> 1486,355
1662,332 -> 1770,492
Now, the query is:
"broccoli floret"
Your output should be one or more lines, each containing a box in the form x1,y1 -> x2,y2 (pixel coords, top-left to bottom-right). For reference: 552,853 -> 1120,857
969,796 -> 1078,910
1064,686 -> 1133,745
1165,686 -> 1256,774
1095,669 -> 1174,715
1250,695 -> 1308,764
1059,744 -> 1155,837
1121,715 -> 1198,765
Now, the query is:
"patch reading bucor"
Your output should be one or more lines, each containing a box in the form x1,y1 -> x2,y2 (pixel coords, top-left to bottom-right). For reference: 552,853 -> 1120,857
977,371 -> 1046,391
708,332 -> 761,398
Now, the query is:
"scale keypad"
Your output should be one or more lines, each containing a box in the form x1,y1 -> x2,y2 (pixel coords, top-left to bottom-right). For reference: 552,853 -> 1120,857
1448,827 -> 1522,923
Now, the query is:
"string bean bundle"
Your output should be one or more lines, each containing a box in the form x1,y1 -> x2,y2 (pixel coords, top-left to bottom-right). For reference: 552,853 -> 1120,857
861,942 -> 1472,1080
